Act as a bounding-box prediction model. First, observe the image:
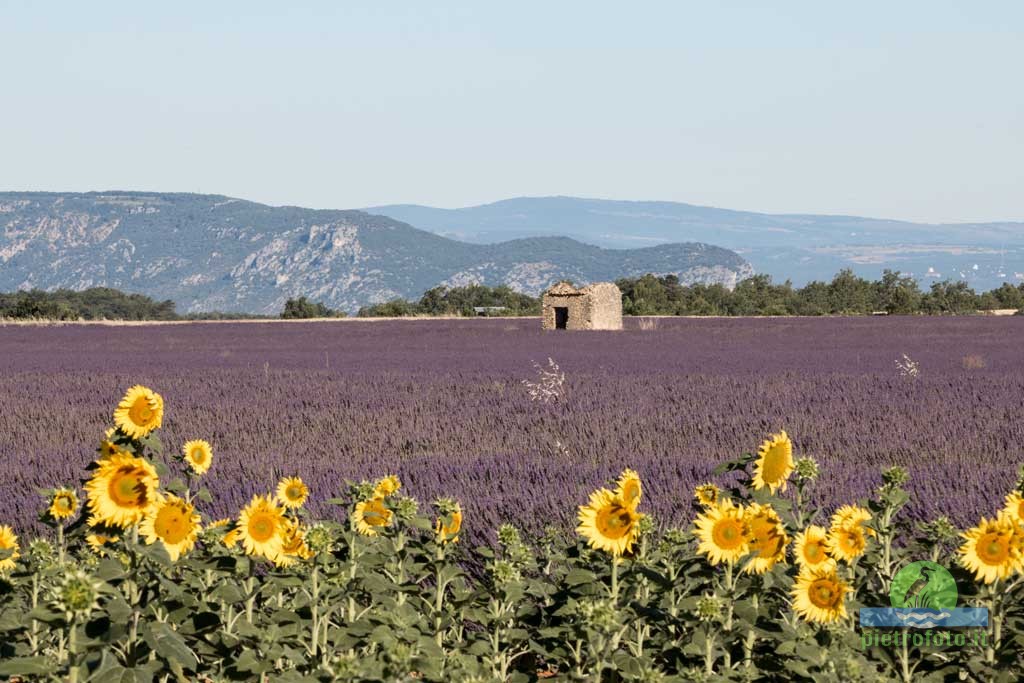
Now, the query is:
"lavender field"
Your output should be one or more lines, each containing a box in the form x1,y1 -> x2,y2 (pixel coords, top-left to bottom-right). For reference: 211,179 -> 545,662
2,317 -> 1022,546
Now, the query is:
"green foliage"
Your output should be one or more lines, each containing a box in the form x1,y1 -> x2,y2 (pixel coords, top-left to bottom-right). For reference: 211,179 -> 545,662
618,270 -> 1024,317
0,288 -> 178,321
4,429 -> 1024,681
358,284 -> 541,317
280,297 -> 345,319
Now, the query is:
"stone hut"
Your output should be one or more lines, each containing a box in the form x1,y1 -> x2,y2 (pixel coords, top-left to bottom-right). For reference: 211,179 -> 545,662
541,282 -> 623,330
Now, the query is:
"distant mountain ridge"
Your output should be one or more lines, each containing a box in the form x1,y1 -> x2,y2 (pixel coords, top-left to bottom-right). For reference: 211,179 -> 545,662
0,192 -> 753,314
368,197 -> 1024,291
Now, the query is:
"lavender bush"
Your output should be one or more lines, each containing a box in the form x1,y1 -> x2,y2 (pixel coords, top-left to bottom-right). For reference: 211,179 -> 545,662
1,316 -> 1022,548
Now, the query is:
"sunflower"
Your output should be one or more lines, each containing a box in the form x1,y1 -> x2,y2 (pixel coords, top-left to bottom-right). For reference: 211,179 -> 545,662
959,514 -> 1024,584
182,440 -> 213,476
436,504 -> 463,545
222,527 -> 241,549
752,431 -> 794,494
694,483 -> 720,507
826,525 -> 869,562
139,494 -> 202,562
84,453 -> 160,528
276,477 -> 309,509
372,475 -> 402,499
237,495 -> 286,561
830,505 -> 875,537
1002,492 -> 1024,526
48,488 -> 79,521
207,518 -> 231,530
742,503 -> 789,574
793,525 -> 833,569
577,488 -> 643,557
275,520 -> 314,567
353,497 -> 393,537
791,566 -> 849,624
616,469 -> 642,509
85,533 -> 119,556
99,438 -> 126,459
0,525 -> 19,574
113,385 -> 164,439
694,498 -> 750,566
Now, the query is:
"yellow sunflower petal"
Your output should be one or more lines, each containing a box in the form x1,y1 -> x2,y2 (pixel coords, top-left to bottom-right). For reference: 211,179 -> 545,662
959,514 -> 1024,584
0,525 -> 20,574
694,498 -> 750,566
353,497 -> 393,536
84,453 -> 160,528
139,494 -> 202,562
237,495 -> 286,562
752,431 -> 794,494
742,503 -> 789,574
276,476 -> 309,509
49,488 -> 79,521
182,440 -> 213,476
577,488 -> 643,557
113,385 -> 164,439
791,565 -> 849,623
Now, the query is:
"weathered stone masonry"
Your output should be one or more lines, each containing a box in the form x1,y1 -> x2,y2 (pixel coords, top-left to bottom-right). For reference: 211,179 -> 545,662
541,282 -> 623,330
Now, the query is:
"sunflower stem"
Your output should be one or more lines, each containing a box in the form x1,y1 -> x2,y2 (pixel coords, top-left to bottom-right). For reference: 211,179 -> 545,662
743,591 -> 758,667
310,564 -> 320,658
67,617 -> 79,683
434,544 -> 447,648
610,556 -> 620,602
704,625 -> 716,676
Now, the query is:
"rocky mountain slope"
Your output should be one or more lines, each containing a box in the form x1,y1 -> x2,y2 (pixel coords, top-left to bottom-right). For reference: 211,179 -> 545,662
0,192 -> 753,314
369,197 -> 1024,291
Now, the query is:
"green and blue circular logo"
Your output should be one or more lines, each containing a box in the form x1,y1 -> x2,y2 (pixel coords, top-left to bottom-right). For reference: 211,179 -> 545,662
889,561 -> 958,609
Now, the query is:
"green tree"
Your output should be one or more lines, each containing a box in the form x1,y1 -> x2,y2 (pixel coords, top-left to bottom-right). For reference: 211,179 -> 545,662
922,280 -> 979,314
281,296 -> 342,319
875,270 -> 923,315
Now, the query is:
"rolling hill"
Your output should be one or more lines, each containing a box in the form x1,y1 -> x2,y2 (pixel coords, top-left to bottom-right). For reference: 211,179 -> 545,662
0,192 -> 753,314
368,197 -> 1024,291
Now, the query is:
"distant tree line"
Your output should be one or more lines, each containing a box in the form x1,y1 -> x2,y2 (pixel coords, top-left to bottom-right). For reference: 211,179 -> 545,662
3,273 -> 1022,322
616,270 -> 1024,316
357,284 -> 541,317
280,296 -> 345,319
0,288 -> 178,321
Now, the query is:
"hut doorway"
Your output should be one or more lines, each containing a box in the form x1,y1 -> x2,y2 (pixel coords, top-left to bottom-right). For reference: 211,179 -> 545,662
554,307 -> 569,329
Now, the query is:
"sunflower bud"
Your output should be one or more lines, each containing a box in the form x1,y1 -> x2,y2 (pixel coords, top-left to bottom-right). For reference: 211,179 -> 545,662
383,641 -> 418,677
326,652 -> 361,679
695,594 -> 723,622
881,465 -> 909,489
350,480 -> 376,502
490,559 -> 521,586
304,524 -> 335,554
393,496 -> 419,521
794,457 -> 820,481
28,538 -> 56,565
634,665 -> 669,683
51,569 -> 104,621
497,524 -> 522,548
920,515 -> 959,543
576,598 -> 619,633
637,514 -> 655,536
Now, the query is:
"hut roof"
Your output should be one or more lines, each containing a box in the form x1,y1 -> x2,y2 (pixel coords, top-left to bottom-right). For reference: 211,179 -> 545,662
544,282 -> 583,296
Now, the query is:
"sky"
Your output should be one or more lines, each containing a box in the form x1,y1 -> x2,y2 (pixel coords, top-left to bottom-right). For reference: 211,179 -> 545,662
1,1 -> 1022,223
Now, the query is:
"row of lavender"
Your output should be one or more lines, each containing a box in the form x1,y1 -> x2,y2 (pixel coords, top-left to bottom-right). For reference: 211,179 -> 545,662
1,316 -> 1022,546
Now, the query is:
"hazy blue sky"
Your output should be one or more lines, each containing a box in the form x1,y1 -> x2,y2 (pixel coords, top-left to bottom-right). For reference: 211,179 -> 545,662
2,1 -> 1021,223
